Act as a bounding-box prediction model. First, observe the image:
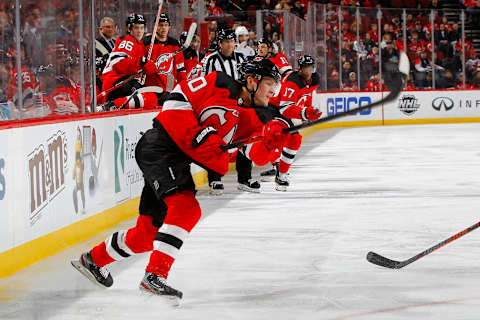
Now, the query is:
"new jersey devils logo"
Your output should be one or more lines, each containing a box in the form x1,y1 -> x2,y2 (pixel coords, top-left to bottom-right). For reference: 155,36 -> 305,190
155,53 -> 174,74
199,106 -> 239,143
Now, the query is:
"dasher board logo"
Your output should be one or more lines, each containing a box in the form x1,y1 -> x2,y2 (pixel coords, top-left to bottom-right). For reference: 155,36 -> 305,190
28,131 -> 68,225
432,97 -> 454,111
398,94 -> 420,115
73,125 -> 103,214
114,125 -> 142,200
0,157 -> 5,200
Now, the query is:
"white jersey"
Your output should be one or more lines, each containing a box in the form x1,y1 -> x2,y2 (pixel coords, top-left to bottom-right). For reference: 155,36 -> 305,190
235,42 -> 255,58
201,50 -> 245,80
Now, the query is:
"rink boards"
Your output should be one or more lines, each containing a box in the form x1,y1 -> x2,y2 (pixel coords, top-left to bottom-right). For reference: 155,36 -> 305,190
1,89 -> 480,277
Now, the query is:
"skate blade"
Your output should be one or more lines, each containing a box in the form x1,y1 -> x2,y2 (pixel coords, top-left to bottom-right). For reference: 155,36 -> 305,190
139,284 -> 181,307
275,185 -> 287,192
71,259 -> 109,289
237,185 -> 261,193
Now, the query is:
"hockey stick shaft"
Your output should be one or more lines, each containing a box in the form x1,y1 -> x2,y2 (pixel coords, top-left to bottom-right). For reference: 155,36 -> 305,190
141,0 -> 164,85
97,71 -> 142,99
367,221 -> 480,269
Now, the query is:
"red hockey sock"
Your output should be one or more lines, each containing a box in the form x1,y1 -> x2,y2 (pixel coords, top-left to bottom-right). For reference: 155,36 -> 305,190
278,133 -> 302,174
113,92 -> 160,109
145,190 -> 201,278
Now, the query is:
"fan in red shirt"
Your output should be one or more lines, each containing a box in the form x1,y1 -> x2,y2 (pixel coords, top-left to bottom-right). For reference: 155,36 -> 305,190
262,55 -> 321,190
99,13 -> 164,111
73,58 -> 290,300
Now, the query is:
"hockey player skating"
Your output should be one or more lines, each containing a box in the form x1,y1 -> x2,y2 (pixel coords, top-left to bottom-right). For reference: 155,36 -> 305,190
72,58 -> 287,301
98,13 -> 164,110
263,55 -> 322,190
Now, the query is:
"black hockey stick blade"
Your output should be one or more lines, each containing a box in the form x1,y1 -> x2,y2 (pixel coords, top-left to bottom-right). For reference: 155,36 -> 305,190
367,220 -> 480,269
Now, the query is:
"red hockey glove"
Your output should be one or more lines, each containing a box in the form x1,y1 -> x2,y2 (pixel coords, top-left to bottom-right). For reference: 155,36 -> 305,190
141,57 -> 158,76
262,120 -> 288,151
301,107 -> 322,121
192,126 -> 227,159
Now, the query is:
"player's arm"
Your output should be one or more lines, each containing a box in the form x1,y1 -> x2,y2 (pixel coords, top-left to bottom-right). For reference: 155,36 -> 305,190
104,39 -> 141,75
278,82 -> 321,121
175,49 -> 187,82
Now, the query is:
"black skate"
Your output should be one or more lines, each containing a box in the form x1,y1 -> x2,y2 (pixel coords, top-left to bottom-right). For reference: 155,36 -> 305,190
139,272 -> 183,300
209,180 -> 224,195
275,172 -> 289,192
260,162 -> 277,182
237,179 -> 261,193
71,251 -> 113,288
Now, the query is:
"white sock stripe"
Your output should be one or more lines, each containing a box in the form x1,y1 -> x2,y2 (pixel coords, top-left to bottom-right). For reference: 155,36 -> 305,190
105,234 -> 126,261
283,147 -> 298,155
158,224 -> 189,241
280,155 -> 295,164
137,93 -> 145,108
117,229 -> 136,256
153,240 -> 179,259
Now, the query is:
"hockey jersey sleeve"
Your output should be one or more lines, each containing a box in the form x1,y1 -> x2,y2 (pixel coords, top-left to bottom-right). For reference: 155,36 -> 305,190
103,37 -> 142,76
175,51 -> 187,82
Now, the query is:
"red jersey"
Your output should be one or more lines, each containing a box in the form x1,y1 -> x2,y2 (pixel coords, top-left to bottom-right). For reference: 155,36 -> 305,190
270,71 -> 320,119
9,65 -> 38,106
142,35 -> 187,91
156,71 -> 276,175
102,34 -> 144,91
365,80 -> 381,91
48,75 -> 91,116
269,53 -> 292,77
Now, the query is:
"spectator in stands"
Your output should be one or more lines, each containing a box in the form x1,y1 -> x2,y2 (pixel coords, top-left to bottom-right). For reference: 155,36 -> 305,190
0,10 -> 13,54
23,5 -> 43,70
57,7 -> 76,51
448,23 -> 460,44
413,21 -> 426,41
471,70 -> 480,88
456,73 -> 471,89
343,71 -> 359,91
96,17 -> 117,57
435,23 -> 452,58
437,70 -> 456,89
207,0 -> 224,17
414,50 -> 432,88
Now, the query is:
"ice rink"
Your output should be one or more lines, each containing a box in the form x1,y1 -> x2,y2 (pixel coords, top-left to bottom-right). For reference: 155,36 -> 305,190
1,123 -> 480,320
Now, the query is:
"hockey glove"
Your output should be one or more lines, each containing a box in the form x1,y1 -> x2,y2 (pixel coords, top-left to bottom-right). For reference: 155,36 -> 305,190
262,120 -> 289,151
141,57 -> 158,76
301,107 -> 322,121
192,126 -> 227,159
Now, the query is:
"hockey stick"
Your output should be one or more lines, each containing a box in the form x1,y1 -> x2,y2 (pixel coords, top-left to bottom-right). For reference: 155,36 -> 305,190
367,221 -> 480,269
141,0 -> 165,85
117,86 -> 164,110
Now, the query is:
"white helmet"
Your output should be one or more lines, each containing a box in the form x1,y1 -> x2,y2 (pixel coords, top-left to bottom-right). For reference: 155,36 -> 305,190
235,26 -> 249,37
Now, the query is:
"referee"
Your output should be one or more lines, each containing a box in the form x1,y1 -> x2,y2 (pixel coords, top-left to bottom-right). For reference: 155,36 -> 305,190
201,29 -> 261,195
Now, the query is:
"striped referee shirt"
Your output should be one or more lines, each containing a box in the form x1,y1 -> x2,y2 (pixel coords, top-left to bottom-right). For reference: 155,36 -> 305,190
201,50 -> 245,80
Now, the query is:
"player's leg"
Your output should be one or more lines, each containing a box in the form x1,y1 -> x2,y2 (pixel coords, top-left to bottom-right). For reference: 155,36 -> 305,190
276,132 -> 302,191
236,150 -> 260,193
208,169 -> 224,195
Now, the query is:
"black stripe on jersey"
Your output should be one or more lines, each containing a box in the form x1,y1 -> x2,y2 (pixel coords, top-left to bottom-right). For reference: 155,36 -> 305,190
216,54 -> 228,74
286,72 -> 307,89
282,150 -> 296,159
167,92 -> 188,102
155,232 -> 183,249
214,72 -> 242,99
227,56 -> 235,78
111,232 -> 131,258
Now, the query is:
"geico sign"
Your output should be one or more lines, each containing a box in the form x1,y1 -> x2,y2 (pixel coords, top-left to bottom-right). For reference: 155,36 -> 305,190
327,97 -> 372,116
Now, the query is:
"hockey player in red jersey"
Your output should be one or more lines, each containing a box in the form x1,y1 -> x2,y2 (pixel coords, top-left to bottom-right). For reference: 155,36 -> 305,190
99,13 -> 164,110
142,13 -> 187,93
261,55 -> 322,190
257,38 -> 292,77
72,58 -> 287,300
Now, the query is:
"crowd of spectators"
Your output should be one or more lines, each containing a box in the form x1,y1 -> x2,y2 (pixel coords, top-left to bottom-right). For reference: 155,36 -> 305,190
1,0 -> 480,121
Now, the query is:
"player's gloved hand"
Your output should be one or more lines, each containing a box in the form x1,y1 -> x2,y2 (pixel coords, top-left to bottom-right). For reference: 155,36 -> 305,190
301,107 -> 322,121
192,126 -> 227,159
141,57 -> 158,75
262,120 -> 288,151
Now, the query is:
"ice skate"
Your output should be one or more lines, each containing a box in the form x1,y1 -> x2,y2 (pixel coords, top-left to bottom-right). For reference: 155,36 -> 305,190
95,101 -> 116,112
209,181 -> 224,195
237,179 -> 261,193
71,251 -> 113,288
275,172 -> 289,191
139,271 -> 183,303
260,162 -> 277,182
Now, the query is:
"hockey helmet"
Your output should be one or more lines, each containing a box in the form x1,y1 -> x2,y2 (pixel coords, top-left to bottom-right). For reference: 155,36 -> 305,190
235,26 -> 249,37
238,57 -> 281,84
180,31 -> 188,45
257,38 -> 273,48
217,29 -> 236,42
126,13 -> 146,29
298,55 -> 315,67
159,13 -> 170,25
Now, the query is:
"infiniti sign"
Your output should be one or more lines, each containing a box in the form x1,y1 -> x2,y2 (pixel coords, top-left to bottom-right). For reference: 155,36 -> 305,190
432,97 -> 454,111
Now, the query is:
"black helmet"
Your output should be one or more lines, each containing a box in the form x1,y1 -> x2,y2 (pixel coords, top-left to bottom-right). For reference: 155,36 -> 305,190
257,38 -> 273,47
159,13 -> 170,25
217,29 -> 236,42
238,57 -> 281,84
298,55 -> 315,68
126,13 -> 146,29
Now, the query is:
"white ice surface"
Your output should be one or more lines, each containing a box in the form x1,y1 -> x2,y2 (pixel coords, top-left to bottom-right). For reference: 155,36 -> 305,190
1,123 -> 480,320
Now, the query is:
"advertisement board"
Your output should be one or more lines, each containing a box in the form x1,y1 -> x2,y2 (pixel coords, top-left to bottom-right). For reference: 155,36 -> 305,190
0,130 -> 9,252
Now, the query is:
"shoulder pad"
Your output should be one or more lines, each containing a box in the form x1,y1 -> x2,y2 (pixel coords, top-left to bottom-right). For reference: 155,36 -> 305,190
166,36 -> 181,47
287,72 -> 304,89
214,72 -> 242,99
